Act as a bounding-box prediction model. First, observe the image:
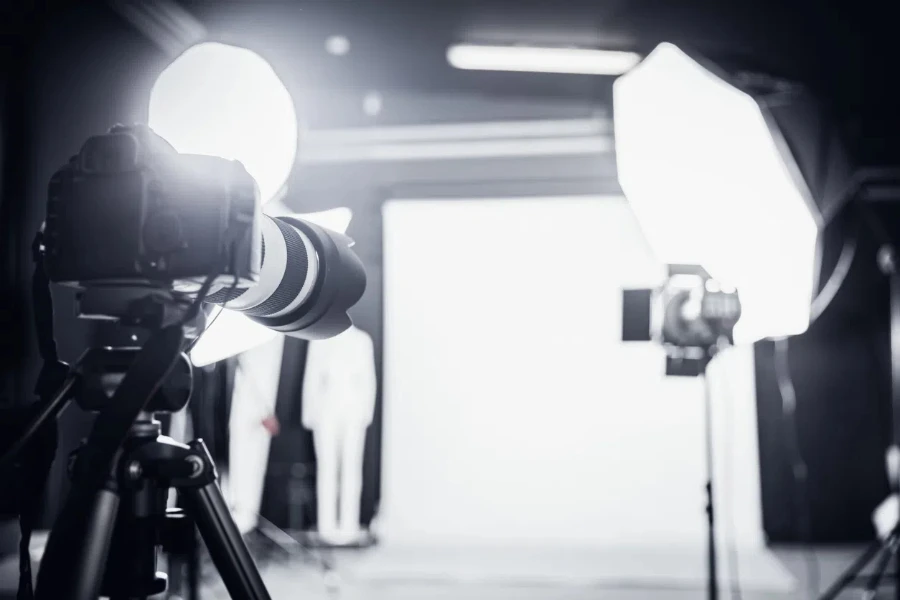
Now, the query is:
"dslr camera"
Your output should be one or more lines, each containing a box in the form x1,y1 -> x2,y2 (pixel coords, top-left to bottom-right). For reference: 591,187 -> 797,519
44,124 -> 261,293
40,124 -> 365,337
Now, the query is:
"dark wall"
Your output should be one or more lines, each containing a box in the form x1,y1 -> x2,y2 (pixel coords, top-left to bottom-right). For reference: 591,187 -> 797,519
755,209 -> 891,543
14,5 -> 167,526
0,27 -> 30,411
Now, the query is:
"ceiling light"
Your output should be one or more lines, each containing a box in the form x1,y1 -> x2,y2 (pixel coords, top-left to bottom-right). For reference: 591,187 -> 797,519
447,44 -> 641,75
325,35 -> 351,56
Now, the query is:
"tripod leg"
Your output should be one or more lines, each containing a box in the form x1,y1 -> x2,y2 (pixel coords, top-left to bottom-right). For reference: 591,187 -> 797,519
183,481 -> 271,600
819,538 -> 883,600
187,528 -> 200,600
35,488 -> 120,600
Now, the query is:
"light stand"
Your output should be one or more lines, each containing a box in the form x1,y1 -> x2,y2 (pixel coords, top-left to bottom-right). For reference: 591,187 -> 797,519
625,266 -> 741,600
670,346 -> 724,600
701,357 -> 719,600
819,243 -> 900,600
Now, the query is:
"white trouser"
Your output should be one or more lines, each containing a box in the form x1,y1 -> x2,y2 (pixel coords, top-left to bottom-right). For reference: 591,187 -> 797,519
313,419 -> 368,540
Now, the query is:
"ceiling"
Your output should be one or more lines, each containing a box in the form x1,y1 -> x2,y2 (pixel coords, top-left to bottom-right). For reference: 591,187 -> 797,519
5,0 -> 898,163
176,0 -> 900,163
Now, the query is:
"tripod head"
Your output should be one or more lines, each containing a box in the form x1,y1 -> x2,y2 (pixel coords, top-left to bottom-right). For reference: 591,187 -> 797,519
41,286 -> 198,423
73,284 -> 205,418
75,346 -> 192,415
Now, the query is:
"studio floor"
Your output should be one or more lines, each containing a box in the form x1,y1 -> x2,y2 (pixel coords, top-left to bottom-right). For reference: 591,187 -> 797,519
195,536 -> 882,600
0,523 -> 887,599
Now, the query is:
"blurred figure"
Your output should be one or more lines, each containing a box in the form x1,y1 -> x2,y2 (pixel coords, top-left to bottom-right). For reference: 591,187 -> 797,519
228,336 -> 286,534
303,325 -> 376,545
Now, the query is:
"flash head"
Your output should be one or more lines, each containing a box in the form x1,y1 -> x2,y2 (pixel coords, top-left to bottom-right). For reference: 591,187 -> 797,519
622,266 -> 742,376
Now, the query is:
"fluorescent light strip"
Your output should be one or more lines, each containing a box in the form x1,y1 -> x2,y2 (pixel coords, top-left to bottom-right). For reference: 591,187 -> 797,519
303,117 -> 610,145
448,44 -> 641,76
299,136 -> 612,163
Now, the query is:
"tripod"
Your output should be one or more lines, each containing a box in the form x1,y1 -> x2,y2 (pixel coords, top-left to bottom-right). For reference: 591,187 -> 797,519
66,413 -> 269,600
819,244 -> 900,600
25,340 -> 274,600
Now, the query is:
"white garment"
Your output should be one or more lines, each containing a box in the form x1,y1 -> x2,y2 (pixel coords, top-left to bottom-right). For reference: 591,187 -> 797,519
227,335 -> 286,534
302,325 -> 376,541
302,326 -> 377,430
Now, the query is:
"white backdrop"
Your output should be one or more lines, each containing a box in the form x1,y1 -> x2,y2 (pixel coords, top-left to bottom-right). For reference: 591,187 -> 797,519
379,196 -> 766,551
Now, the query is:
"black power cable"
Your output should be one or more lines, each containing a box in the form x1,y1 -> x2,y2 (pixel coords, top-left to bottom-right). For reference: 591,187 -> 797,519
774,337 -> 820,600
184,240 -> 241,355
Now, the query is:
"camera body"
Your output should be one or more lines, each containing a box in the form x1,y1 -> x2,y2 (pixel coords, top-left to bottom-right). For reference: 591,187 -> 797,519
43,124 -> 261,291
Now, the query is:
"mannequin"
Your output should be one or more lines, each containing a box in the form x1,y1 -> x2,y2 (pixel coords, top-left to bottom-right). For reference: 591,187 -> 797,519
302,325 -> 376,544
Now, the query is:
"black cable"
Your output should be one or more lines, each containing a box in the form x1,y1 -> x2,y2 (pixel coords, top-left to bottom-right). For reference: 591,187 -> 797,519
773,337 -> 820,600
181,267 -> 221,327
181,226 -> 244,328
184,249 -> 240,355
807,167 -> 900,325
809,224 -> 858,324
0,376 -> 76,470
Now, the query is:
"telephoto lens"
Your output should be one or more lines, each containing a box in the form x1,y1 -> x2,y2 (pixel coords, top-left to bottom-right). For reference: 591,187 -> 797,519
204,214 -> 366,340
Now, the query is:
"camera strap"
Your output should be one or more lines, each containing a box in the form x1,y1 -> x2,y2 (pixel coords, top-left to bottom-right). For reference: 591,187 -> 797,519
13,233 -> 70,600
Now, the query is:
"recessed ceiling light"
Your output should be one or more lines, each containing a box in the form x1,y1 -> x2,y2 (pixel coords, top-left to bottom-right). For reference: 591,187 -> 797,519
325,35 -> 351,56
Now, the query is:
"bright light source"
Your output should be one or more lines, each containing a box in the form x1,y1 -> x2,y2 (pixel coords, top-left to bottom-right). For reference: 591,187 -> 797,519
149,42 -> 298,203
190,306 -> 279,367
614,43 -> 819,343
363,91 -> 383,117
295,207 -> 354,234
325,35 -> 351,56
447,44 -> 641,76
189,207 -> 354,366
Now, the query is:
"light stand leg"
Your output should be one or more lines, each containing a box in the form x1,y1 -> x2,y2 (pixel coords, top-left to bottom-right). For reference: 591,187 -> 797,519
864,535 -> 898,600
887,253 -> 900,600
819,538 -> 883,600
896,537 -> 900,600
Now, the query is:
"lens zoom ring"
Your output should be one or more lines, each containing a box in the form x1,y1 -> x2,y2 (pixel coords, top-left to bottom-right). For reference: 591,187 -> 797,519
206,286 -> 247,304
243,218 -> 309,317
